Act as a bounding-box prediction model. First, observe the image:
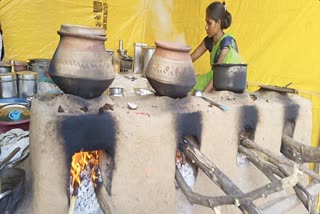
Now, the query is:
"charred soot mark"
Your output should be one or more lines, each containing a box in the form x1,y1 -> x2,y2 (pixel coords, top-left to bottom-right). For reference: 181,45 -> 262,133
59,112 -> 117,162
176,112 -> 202,147
239,106 -> 259,140
284,104 -> 299,122
282,104 -> 299,137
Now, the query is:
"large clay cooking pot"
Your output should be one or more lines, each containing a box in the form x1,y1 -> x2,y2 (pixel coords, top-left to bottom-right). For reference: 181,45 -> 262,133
49,24 -> 115,99
145,41 -> 196,98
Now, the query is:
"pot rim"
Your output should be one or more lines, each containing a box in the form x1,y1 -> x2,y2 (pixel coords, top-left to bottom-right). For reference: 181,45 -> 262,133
155,40 -> 191,52
60,24 -> 106,36
16,71 -> 38,79
58,31 -> 107,41
0,119 -> 30,125
213,63 -> 248,67
0,61 -> 12,67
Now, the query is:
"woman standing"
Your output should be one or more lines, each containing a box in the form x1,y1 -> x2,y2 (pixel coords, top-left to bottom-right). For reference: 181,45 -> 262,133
191,1 -> 242,92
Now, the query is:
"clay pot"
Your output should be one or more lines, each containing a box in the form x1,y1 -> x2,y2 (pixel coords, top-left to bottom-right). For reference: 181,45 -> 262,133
14,61 -> 28,72
48,24 -> 114,99
145,41 -> 196,98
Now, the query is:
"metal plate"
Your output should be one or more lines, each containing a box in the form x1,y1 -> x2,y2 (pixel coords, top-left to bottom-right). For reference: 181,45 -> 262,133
259,84 -> 297,94
0,104 -> 30,122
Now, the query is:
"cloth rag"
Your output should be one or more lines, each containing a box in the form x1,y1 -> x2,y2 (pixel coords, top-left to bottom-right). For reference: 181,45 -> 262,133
0,128 -> 29,163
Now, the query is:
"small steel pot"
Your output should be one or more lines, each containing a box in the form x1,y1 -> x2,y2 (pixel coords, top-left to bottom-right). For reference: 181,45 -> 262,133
0,61 -> 12,73
0,73 -> 18,98
16,71 -> 38,99
108,87 -> 124,96
213,63 -> 247,93
141,46 -> 155,77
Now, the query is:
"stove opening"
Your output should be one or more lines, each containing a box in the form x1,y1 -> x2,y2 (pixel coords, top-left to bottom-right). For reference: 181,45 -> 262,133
69,149 -> 113,214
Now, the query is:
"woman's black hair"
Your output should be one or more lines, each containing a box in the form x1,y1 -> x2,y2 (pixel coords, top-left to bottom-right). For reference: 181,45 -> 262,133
206,1 -> 232,29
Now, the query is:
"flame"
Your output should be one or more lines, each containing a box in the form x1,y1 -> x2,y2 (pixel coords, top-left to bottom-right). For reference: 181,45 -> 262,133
70,150 -> 100,193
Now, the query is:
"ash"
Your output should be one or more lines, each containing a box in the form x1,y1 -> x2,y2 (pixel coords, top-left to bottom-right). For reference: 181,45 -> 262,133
74,168 -> 103,214
176,159 -> 195,187
176,158 -> 195,214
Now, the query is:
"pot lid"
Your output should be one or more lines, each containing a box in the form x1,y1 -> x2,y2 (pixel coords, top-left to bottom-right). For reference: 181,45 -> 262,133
0,61 -> 12,67
155,40 -> 191,52
0,73 -> 16,81
16,71 -> 38,80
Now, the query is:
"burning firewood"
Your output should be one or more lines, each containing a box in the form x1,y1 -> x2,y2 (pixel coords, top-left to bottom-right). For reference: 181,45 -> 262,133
69,195 -> 76,214
69,150 -> 104,214
96,185 -> 119,214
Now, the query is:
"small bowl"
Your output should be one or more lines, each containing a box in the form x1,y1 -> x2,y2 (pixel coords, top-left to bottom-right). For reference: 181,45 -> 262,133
134,88 -> 155,96
108,87 -> 124,96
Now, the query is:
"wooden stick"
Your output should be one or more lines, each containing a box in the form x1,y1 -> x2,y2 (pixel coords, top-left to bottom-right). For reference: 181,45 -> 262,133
241,138 -> 320,213
179,138 -> 262,214
281,134 -> 320,163
240,145 -> 313,207
238,146 -> 283,182
96,185 -> 119,214
241,138 -> 320,182
260,183 -> 320,214
239,146 -> 313,210
176,163 -> 298,210
175,168 -> 235,208
69,195 -> 76,214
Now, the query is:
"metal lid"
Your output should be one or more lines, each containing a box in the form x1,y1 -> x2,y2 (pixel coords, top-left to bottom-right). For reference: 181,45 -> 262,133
16,71 -> 38,80
0,73 -> 16,81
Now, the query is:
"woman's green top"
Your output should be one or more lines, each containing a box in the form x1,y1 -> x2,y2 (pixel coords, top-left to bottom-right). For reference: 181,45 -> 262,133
193,33 -> 242,91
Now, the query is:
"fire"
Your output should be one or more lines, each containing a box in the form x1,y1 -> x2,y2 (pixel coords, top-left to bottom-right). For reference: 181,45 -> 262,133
70,150 -> 100,194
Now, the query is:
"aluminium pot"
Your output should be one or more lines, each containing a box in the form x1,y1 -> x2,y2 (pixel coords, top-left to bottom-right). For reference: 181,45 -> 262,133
0,61 -> 12,73
16,71 -> 38,99
213,63 -> 247,93
48,24 -> 115,99
0,73 -> 17,98
141,46 -> 155,77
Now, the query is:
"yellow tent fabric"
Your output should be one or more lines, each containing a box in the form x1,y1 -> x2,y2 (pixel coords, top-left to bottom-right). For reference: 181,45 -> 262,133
1,0 -> 320,206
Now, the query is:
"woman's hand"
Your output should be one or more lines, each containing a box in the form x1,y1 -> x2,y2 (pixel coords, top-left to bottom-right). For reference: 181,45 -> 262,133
204,79 -> 214,92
